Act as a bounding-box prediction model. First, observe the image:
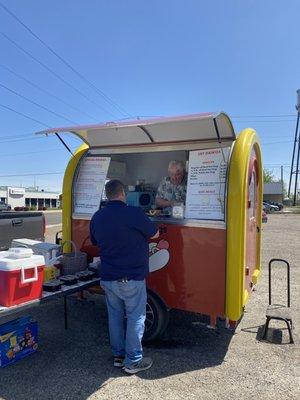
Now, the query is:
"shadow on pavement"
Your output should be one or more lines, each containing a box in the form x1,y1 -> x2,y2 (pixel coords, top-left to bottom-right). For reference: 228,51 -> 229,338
0,296 -> 233,400
241,324 -> 291,345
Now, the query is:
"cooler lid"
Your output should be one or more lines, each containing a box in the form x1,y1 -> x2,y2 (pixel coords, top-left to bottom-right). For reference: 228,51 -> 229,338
0,253 -> 45,271
36,112 -> 236,148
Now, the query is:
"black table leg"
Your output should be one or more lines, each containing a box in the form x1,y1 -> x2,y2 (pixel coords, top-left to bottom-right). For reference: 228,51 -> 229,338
64,296 -> 68,330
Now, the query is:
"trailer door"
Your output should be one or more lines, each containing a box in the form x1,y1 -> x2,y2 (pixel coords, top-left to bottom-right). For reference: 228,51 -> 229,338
245,154 -> 259,293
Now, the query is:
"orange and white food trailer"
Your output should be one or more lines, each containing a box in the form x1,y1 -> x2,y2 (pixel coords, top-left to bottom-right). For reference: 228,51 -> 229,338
39,112 -> 262,340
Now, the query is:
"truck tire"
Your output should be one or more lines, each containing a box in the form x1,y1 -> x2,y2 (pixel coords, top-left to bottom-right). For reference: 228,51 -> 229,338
143,291 -> 169,342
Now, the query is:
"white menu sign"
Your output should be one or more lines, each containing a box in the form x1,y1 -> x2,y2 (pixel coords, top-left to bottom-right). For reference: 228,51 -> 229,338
185,148 -> 230,220
74,156 -> 111,214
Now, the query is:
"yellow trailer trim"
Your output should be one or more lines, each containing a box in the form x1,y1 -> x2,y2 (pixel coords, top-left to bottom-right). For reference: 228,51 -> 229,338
243,289 -> 249,305
62,144 -> 89,252
226,129 -> 263,321
252,269 -> 261,285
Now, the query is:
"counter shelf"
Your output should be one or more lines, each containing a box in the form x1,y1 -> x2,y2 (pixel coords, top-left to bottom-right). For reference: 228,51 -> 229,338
0,277 -> 101,329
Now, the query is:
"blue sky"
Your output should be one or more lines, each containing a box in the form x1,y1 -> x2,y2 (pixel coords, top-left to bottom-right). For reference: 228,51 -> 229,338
0,0 -> 299,192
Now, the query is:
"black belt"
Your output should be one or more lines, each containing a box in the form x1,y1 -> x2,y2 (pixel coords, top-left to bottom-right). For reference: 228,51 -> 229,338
117,277 -> 131,283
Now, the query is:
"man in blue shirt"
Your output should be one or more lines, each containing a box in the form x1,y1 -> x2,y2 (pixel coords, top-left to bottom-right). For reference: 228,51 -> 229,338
90,179 -> 158,374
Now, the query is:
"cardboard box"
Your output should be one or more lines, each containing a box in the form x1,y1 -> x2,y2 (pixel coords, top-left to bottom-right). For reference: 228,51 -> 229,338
0,316 -> 38,367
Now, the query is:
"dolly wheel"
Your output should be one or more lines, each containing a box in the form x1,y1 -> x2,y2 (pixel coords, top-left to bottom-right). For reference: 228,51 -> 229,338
143,291 -> 169,342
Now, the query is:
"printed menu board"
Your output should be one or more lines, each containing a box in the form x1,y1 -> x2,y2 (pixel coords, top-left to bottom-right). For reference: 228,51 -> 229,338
73,156 -> 111,214
185,148 -> 230,220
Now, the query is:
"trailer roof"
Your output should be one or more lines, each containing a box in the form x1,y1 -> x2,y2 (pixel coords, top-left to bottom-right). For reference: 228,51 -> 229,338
36,112 -> 235,147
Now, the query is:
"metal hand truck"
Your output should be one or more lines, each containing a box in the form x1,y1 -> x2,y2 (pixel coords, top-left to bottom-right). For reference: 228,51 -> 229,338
262,258 -> 294,344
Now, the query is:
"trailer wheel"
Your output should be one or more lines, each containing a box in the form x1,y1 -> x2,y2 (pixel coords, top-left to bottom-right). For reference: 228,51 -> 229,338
143,292 -> 169,342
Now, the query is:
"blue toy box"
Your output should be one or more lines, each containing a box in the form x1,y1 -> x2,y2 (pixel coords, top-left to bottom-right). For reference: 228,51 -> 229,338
0,316 -> 38,367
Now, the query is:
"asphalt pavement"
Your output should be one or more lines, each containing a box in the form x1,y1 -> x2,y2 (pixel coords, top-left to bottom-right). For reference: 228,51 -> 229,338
43,210 -> 62,227
0,214 -> 299,400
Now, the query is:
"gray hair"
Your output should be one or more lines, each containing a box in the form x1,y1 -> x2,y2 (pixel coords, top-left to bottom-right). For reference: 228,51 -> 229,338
168,160 -> 185,173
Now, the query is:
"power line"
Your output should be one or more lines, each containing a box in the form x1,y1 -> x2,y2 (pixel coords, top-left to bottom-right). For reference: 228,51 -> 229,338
232,119 -> 295,123
0,128 -> 82,144
265,164 -> 291,166
0,82 -> 79,125
0,132 -> 81,145
261,140 -> 294,145
0,137 -> 42,144
0,103 -> 50,128
0,137 -> 45,144
261,135 -> 294,139
0,130 -> 82,141
0,103 -> 57,144
0,132 -> 35,140
0,64 -> 98,122
231,114 -> 296,118
0,172 -> 64,178
0,1 -> 131,118
0,148 -> 62,157
0,103 -> 84,146
0,31 -> 117,119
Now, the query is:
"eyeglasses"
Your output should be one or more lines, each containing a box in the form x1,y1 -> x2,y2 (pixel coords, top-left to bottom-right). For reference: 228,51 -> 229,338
169,171 -> 183,177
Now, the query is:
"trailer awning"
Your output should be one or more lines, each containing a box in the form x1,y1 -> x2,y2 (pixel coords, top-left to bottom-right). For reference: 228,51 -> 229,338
36,112 -> 235,148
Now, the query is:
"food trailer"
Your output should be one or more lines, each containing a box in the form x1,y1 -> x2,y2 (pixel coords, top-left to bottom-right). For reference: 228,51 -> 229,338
39,112 -> 262,340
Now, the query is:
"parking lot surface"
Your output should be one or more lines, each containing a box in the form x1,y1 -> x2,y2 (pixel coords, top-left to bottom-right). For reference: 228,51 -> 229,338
0,214 -> 299,400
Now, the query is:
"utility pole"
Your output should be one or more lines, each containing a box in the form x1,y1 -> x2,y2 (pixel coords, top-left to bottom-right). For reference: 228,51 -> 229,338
281,165 -> 284,203
288,89 -> 300,205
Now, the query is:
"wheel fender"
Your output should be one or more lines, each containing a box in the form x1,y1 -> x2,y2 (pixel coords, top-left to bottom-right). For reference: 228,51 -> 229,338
146,288 -> 169,311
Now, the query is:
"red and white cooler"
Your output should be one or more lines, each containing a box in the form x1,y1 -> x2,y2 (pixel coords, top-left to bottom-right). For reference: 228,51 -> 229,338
0,248 -> 45,307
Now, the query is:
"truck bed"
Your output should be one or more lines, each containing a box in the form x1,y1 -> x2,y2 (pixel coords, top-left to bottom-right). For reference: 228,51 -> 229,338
0,212 -> 45,250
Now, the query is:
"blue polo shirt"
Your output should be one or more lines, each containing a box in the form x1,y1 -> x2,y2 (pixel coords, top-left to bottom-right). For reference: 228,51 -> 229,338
90,200 -> 157,281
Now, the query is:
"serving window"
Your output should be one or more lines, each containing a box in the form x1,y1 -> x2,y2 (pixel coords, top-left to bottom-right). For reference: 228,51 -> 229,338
72,145 -> 231,223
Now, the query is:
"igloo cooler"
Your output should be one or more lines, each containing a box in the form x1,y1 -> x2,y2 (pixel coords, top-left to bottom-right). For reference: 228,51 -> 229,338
0,248 -> 45,307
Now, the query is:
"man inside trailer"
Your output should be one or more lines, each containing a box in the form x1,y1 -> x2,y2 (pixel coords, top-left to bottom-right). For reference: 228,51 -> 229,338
155,160 -> 187,210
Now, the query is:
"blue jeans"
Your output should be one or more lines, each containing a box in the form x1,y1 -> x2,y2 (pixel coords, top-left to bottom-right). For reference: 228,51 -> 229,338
100,279 -> 147,367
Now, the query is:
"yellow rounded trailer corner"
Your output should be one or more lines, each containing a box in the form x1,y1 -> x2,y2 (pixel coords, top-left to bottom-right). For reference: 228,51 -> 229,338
226,128 -> 263,322
62,143 -> 89,252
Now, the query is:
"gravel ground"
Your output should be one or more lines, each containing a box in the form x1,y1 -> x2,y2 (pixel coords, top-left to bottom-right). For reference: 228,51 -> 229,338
0,215 -> 299,400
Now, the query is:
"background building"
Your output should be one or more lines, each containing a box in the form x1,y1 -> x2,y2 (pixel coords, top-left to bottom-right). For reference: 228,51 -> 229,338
263,182 -> 283,203
0,186 -> 60,209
